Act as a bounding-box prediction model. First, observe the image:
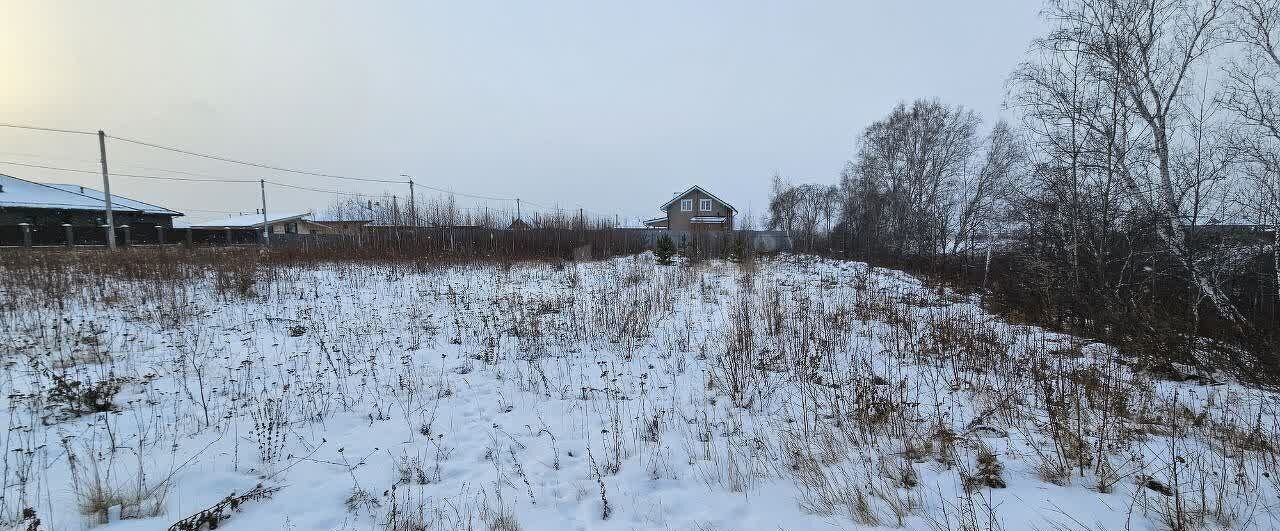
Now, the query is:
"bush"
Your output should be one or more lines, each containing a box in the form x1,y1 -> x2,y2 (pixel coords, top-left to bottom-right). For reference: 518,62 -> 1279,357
48,373 -> 125,419
654,234 -> 675,265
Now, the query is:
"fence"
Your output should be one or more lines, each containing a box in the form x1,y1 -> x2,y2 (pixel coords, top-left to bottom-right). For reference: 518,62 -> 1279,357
0,223 -> 267,247
267,227 -> 791,260
0,223 -> 792,258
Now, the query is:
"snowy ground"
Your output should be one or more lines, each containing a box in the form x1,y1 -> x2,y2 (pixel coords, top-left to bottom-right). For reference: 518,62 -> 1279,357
1,253 -> 1278,531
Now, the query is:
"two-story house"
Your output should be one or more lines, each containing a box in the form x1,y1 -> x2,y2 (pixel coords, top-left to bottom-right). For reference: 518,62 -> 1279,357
643,185 -> 736,232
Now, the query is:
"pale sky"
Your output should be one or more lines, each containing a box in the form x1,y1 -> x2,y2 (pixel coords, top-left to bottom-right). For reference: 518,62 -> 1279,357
0,1 -> 1044,224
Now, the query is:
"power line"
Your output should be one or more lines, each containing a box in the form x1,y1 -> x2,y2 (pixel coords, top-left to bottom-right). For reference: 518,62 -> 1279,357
410,184 -> 513,202
105,134 -> 407,184
0,160 -> 257,183
0,150 -> 102,166
105,134 -> 525,202
3,157 -> 615,221
520,198 -> 616,220
264,180 -> 380,198
0,160 -> 366,214
0,200 -> 143,210
1,160 -> 425,200
3,158 -> 622,221
173,206 -> 248,215
0,149 -> 374,184
0,123 -> 96,136
2,123 -> 622,219
272,180 -> 512,212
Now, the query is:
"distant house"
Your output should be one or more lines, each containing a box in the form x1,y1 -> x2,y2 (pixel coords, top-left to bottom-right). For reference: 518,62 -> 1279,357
643,185 -> 736,232
308,218 -> 372,236
508,218 -> 531,230
0,173 -> 184,228
187,211 -> 337,235
1184,216 -> 1272,237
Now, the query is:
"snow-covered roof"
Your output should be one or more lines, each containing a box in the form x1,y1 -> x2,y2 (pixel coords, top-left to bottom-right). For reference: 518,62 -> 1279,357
0,174 -> 132,211
619,217 -> 662,229
188,211 -> 311,229
690,216 -> 728,223
44,184 -> 182,215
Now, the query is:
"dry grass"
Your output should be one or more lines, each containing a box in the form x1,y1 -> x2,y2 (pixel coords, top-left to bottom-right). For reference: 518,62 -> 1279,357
0,250 -> 1275,530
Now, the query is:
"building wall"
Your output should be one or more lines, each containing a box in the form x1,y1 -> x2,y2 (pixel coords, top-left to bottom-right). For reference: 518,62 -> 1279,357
308,221 -> 366,236
663,190 -> 734,232
266,220 -> 321,235
0,207 -> 175,228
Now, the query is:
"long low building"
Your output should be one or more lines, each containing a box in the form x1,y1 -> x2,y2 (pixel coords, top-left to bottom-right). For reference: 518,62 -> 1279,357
0,173 -> 183,227
0,173 -> 184,245
185,211 -> 342,235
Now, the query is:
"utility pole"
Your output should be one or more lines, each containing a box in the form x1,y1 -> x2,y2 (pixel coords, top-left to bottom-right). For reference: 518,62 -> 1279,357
260,179 -> 269,245
401,174 -> 416,227
516,198 -> 521,220
98,131 -> 116,249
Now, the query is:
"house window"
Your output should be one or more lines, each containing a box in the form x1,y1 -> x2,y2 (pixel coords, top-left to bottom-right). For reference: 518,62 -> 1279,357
286,222 -> 298,234
680,199 -> 692,211
699,199 -> 711,212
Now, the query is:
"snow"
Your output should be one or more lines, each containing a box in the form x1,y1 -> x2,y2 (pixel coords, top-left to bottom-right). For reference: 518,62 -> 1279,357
619,217 -> 662,229
0,174 -> 134,211
1,254 -> 1277,531
42,184 -> 182,216
187,211 -> 311,228
689,216 -> 727,223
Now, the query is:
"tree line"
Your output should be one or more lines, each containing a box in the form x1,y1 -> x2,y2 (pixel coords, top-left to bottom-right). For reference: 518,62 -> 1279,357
768,0 -> 1280,379
323,194 -> 616,230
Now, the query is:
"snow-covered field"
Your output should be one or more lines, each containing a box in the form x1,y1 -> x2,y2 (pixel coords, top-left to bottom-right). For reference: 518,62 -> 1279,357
1,252 -> 1277,531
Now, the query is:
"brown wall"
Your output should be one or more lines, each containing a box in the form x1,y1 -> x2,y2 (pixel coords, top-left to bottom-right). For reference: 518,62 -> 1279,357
0,207 -> 175,228
0,207 -> 175,230
308,221 -> 367,236
663,189 -> 734,232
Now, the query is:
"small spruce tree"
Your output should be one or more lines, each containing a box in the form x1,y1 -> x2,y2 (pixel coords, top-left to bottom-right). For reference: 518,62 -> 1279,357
654,234 -> 675,265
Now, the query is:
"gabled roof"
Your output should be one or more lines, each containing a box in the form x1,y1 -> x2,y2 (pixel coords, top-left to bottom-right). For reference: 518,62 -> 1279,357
45,183 -> 182,216
188,211 -> 311,229
658,185 -> 737,213
0,173 -> 188,216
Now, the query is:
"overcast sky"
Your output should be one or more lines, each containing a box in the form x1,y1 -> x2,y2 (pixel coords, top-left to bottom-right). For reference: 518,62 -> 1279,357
0,1 -> 1045,224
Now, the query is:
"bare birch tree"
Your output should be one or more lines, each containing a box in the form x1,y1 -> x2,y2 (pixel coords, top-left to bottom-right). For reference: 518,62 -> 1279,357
1225,0 -> 1280,305
1040,0 -> 1253,334
951,120 -> 1026,255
